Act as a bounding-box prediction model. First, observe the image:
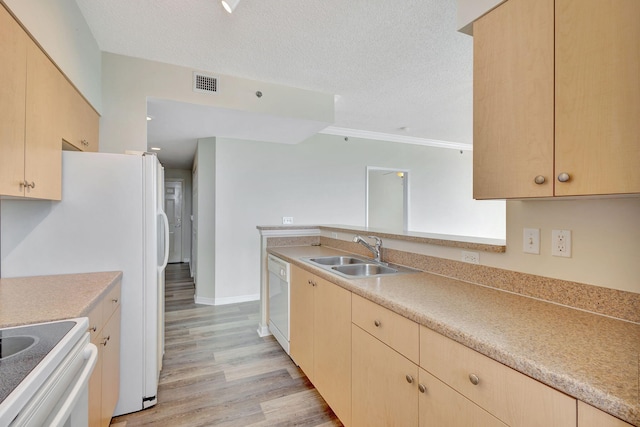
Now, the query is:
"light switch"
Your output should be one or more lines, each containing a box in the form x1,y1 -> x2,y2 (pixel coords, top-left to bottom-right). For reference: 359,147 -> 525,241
523,228 -> 540,254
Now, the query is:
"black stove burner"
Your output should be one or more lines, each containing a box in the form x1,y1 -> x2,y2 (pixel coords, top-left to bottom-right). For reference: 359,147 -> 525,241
0,321 -> 76,404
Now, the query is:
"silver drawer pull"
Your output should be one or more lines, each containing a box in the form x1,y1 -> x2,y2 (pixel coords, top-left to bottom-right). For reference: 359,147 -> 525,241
557,172 -> 570,182
374,320 -> 381,327
534,175 -> 545,185
469,373 -> 480,385
405,374 -> 414,384
418,383 -> 427,393
112,298 -> 119,303
90,326 -> 97,332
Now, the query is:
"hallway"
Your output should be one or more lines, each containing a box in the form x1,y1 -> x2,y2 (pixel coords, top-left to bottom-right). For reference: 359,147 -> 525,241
111,263 -> 341,426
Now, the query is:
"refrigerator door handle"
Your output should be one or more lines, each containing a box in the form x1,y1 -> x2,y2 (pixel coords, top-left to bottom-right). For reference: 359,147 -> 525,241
159,210 -> 170,270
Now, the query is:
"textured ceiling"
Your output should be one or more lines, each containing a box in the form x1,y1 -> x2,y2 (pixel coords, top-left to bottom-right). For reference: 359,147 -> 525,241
74,0 -> 474,167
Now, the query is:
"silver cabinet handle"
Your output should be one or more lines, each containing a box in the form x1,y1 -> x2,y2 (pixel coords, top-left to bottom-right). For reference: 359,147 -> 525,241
418,384 -> 427,393
374,320 -> 381,327
101,335 -> 111,346
90,326 -> 97,332
469,373 -> 480,385
534,175 -> 546,185
557,172 -> 570,182
21,181 -> 35,189
81,139 -> 89,147
405,374 -> 414,384
112,298 -> 119,304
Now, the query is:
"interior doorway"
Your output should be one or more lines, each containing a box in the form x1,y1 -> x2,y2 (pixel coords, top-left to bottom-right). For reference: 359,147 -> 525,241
366,167 -> 409,232
165,179 -> 184,263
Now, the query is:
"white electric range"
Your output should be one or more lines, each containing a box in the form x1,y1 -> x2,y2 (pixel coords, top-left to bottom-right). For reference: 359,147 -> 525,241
0,318 -> 97,427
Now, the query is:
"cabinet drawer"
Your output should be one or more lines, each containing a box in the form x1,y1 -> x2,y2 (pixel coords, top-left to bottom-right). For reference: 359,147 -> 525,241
102,283 -> 121,321
352,293 -> 419,364
420,326 -> 576,427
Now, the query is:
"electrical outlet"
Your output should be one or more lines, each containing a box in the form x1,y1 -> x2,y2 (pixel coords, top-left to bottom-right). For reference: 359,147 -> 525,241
523,228 -> 540,254
551,229 -> 571,257
282,217 -> 293,225
462,251 -> 480,264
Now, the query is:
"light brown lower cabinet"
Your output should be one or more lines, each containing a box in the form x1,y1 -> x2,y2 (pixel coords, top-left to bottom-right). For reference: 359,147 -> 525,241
291,269 -> 623,426
578,401 -> 634,427
290,266 -> 351,425
351,315 -> 506,427
352,324 -> 418,427
88,283 -> 121,427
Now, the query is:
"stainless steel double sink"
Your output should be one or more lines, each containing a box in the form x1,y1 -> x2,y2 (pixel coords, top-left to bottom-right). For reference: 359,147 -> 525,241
302,255 -> 418,278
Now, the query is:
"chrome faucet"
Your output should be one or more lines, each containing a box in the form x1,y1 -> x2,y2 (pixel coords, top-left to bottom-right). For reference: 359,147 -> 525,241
353,235 -> 383,262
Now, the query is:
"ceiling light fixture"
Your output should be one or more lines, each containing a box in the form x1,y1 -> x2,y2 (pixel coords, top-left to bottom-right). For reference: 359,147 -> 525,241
221,0 -> 240,13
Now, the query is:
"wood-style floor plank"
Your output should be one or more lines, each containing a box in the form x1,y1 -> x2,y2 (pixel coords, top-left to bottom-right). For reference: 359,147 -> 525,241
111,263 -> 341,426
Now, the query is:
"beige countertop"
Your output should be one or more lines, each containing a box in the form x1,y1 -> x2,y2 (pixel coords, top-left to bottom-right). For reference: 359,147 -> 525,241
0,271 -> 123,328
269,245 -> 640,426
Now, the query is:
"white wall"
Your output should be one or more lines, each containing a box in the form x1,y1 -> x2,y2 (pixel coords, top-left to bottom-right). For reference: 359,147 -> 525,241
339,197 -> 640,294
164,169 -> 192,263
212,134 -> 505,302
4,0 -> 102,111
193,138 -> 217,303
100,53 -> 334,155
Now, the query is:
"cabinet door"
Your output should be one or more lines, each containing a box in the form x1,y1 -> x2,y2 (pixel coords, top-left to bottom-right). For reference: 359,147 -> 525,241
555,0 -> 640,196
314,277 -> 351,425
577,401 -> 634,427
0,5 -> 27,197
473,0 -> 554,199
418,368 -> 507,427
290,265 -> 315,381
352,325 -> 418,427
61,80 -> 100,152
24,40 -> 62,200
101,305 -> 121,427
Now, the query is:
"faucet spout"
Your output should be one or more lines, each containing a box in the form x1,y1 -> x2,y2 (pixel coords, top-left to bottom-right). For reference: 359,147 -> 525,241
353,235 -> 383,262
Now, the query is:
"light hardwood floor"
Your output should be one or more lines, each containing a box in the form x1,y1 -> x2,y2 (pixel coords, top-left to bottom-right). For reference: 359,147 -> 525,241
111,263 -> 341,427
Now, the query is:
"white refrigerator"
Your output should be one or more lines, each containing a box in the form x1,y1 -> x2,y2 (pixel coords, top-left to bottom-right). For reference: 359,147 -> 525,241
0,151 -> 170,416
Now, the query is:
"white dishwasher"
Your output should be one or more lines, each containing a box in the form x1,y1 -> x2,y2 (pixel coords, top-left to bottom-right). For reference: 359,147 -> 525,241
268,254 -> 290,354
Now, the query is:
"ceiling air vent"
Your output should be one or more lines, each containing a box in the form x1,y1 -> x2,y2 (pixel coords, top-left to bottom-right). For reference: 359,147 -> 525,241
193,72 -> 218,94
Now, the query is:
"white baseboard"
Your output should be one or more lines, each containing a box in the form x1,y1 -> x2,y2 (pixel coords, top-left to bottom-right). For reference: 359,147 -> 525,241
214,293 -> 260,305
257,323 -> 271,337
194,295 -> 215,306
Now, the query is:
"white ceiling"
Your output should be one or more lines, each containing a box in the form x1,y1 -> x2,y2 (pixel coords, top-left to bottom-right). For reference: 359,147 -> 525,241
74,0 -> 474,169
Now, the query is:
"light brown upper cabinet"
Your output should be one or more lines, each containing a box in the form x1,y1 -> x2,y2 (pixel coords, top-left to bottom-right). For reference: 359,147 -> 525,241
0,5 -> 28,198
60,78 -> 100,152
1,5 -> 62,200
473,0 -> 640,199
